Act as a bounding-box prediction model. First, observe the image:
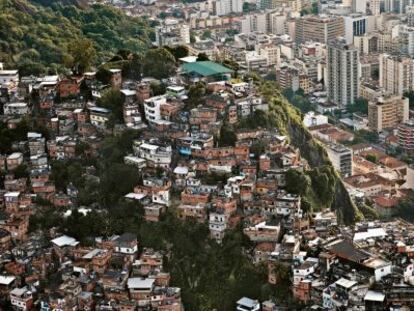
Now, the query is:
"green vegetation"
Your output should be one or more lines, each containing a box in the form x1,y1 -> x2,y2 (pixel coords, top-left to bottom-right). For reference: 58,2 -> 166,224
0,0 -> 153,74
65,38 -> 96,74
185,82 -> 207,109
142,48 -> 176,79
285,166 -> 337,212
28,130 -> 276,309
197,53 -> 209,61
358,203 -> 379,220
353,130 -> 379,144
260,80 -> 361,224
237,110 -> 272,130
97,88 -> 124,123
200,172 -> 230,185
404,91 -> 414,109
218,124 -> 237,147
365,154 -> 378,163
150,81 -> 167,96
282,88 -> 315,113
394,195 -> 414,222
0,118 -> 49,153
347,97 -> 368,115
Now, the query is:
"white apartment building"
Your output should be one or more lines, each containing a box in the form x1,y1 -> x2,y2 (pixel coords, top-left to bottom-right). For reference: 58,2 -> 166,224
408,6 -> 414,27
154,19 -> 190,47
132,140 -> 172,168
352,0 -> 367,13
3,102 -> 29,116
89,106 -> 110,128
208,212 -> 229,242
240,13 -> 267,34
143,95 -> 166,124
379,54 -> 414,96
327,38 -> 359,107
368,0 -> 380,15
257,44 -> 280,66
269,12 -> 287,35
303,111 -> 328,128
215,0 -> 243,16
0,70 -> 19,85
396,25 -> 414,57
343,14 -> 368,44
10,287 -> 33,311
325,142 -> 353,177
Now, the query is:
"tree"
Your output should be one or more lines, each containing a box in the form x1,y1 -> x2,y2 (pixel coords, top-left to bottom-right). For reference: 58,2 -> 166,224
150,82 -> 166,96
66,38 -> 96,74
237,110 -> 270,130
283,88 -> 314,113
250,141 -> 266,159
202,30 -> 212,39
12,164 -> 29,179
121,53 -> 143,80
185,82 -> 206,109
404,91 -> 414,109
143,48 -> 176,79
264,70 -> 276,81
394,195 -> 414,222
307,166 -> 336,205
97,88 -> 124,122
285,169 -> 311,196
311,2 -> 318,14
348,97 -> 368,114
96,67 -> 113,84
354,130 -> 379,144
222,59 -> 239,77
50,160 -> 84,190
165,46 -> 189,60
196,53 -> 209,61
218,125 -> 236,147
365,154 -> 378,163
99,163 -> 140,206
116,49 -> 133,60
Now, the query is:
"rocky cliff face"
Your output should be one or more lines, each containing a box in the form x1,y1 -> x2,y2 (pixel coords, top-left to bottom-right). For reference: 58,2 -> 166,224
263,82 -> 360,224
286,118 -> 360,225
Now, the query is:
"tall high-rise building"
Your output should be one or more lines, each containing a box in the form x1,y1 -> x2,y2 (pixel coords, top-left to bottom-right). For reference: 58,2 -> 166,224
368,95 -> 409,132
354,33 -> 379,55
367,0 -> 380,15
327,38 -> 359,107
240,13 -> 268,34
257,0 -> 309,11
295,15 -> 344,45
268,12 -> 287,35
352,0 -> 366,13
397,26 -> 414,57
383,0 -> 414,13
343,14 -> 368,44
398,119 -> 414,151
408,6 -> 414,27
379,54 -> 414,96
154,20 -> 190,47
216,0 -> 243,16
325,142 -> 353,177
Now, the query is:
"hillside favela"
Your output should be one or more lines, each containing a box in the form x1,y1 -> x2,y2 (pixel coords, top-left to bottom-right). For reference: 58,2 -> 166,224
4,0 -> 414,310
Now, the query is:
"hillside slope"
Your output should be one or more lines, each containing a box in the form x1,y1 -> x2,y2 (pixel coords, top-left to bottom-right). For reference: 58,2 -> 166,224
261,81 -> 361,224
0,0 -> 153,74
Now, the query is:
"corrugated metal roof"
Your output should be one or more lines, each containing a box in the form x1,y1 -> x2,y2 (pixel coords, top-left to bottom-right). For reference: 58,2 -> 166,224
182,61 -> 232,77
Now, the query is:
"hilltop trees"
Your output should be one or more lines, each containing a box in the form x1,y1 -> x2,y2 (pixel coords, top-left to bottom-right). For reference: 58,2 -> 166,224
65,38 -> 96,74
142,48 -> 176,79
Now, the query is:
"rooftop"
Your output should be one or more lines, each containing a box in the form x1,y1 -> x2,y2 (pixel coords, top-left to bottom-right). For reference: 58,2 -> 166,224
182,61 -> 233,77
